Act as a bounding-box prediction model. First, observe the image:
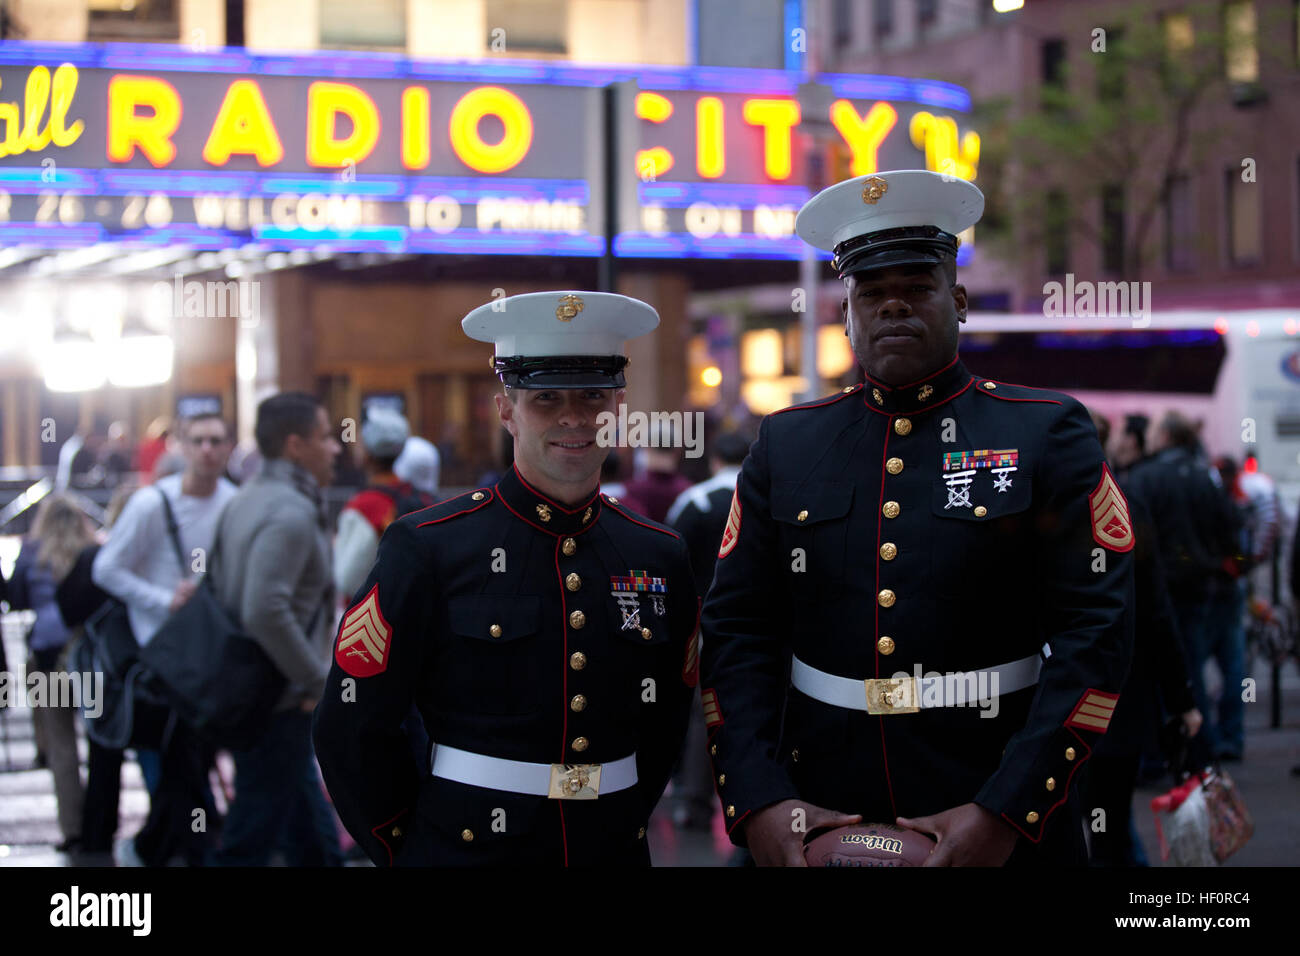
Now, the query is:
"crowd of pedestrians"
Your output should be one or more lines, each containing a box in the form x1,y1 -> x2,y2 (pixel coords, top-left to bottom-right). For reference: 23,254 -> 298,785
0,396 -> 1290,868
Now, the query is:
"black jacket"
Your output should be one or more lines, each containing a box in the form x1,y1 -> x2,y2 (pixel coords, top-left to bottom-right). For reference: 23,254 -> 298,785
666,468 -> 741,597
313,464 -> 699,866
699,357 -> 1134,863
1126,447 -> 1235,601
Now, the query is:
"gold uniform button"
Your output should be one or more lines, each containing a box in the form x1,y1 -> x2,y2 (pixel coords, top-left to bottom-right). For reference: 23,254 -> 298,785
565,572 -> 581,592
880,542 -> 898,561
726,805 -> 736,818
882,501 -> 900,519
606,496 -> 619,504
974,506 -> 988,517
637,827 -> 646,839
1046,777 -> 1056,791
569,610 -> 586,629
878,589 -> 896,608
570,651 -> 587,671
843,386 -> 855,394
796,509 -> 808,522
562,537 -> 577,556
489,624 -> 502,638
983,381 -> 997,390
391,826 -> 402,838
877,636 -> 895,655
790,748 -> 799,762
1065,747 -> 1076,761
471,491 -> 485,501
718,774 -> 726,786
461,829 -> 474,842
572,736 -> 589,752
641,627 -> 652,641
710,744 -> 717,756
886,457 -> 903,475
570,694 -> 587,712
893,417 -> 912,436
1026,811 -> 1040,824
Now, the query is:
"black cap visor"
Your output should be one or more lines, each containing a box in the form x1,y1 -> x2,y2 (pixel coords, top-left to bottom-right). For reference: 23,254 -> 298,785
495,355 -> 629,389
833,226 -> 958,278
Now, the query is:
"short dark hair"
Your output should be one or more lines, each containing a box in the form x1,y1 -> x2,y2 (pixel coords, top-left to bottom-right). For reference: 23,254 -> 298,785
255,392 -> 323,459
1159,412 -> 1197,451
1088,410 -> 1111,449
711,432 -> 750,466
371,454 -> 399,472
1123,414 -> 1148,454
182,412 -> 229,440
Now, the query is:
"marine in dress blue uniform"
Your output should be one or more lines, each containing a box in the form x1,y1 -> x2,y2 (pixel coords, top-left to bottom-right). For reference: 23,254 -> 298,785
313,292 -> 700,866
698,171 -> 1135,866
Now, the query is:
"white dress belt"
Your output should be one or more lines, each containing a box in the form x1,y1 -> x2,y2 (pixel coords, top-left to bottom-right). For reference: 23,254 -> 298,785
430,743 -> 638,800
790,653 -> 1043,714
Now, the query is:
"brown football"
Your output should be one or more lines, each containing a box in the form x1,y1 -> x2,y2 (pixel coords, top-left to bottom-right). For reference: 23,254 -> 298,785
803,823 -> 935,867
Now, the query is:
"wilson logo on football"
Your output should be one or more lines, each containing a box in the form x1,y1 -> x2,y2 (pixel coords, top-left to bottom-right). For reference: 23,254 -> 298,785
335,584 -> 392,678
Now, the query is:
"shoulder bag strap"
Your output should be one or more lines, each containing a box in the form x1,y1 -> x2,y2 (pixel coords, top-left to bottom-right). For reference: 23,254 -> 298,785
156,487 -> 188,574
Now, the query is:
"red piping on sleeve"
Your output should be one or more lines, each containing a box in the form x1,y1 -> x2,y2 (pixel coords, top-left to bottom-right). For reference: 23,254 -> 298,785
998,729 -> 1092,843
369,808 -> 409,867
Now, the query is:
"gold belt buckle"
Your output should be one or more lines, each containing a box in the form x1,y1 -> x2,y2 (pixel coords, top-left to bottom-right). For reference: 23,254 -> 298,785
548,763 -> 602,800
864,677 -> 920,715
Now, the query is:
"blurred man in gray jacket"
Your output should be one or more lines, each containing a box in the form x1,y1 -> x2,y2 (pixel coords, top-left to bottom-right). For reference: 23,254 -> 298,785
211,392 -> 342,866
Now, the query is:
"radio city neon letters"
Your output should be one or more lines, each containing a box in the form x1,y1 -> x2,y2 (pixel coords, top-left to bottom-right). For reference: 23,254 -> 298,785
105,77 -> 538,174
630,95 -> 972,182
0,64 -> 84,158
43,69 -> 976,182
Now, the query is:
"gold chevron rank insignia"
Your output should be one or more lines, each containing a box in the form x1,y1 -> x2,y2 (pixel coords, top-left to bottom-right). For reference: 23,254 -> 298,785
718,488 -> 741,559
1065,689 -> 1119,733
335,584 -> 392,678
1089,464 -> 1133,552
701,688 -> 723,729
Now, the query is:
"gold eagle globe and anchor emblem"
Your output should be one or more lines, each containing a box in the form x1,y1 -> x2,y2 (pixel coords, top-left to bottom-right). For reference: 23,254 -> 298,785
556,294 -> 585,322
861,176 -> 889,205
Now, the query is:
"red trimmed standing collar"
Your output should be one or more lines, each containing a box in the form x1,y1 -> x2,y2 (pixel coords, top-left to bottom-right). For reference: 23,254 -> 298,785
495,462 -> 603,536
862,355 -> 974,416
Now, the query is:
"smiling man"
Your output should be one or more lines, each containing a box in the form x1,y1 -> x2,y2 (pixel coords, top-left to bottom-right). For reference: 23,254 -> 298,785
698,170 -> 1135,866
314,291 -> 699,866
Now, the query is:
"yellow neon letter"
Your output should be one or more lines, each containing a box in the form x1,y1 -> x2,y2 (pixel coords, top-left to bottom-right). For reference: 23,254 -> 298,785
448,86 -> 533,174
635,91 -> 672,123
306,81 -> 380,168
202,79 -> 284,167
20,65 -> 53,152
401,86 -> 430,170
107,75 -> 182,166
49,65 -> 85,148
830,100 -> 897,177
742,98 -> 800,180
633,91 -> 674,179
696,96 -> 724,179
909,111 -> 979,180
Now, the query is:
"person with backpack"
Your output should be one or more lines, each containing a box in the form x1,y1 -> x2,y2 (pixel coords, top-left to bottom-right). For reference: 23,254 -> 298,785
333,408 -> 435,604
92,412 -> 236,866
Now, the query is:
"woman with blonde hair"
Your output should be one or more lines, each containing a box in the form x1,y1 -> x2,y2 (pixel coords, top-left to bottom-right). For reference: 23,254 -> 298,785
7,493 -> 97,852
